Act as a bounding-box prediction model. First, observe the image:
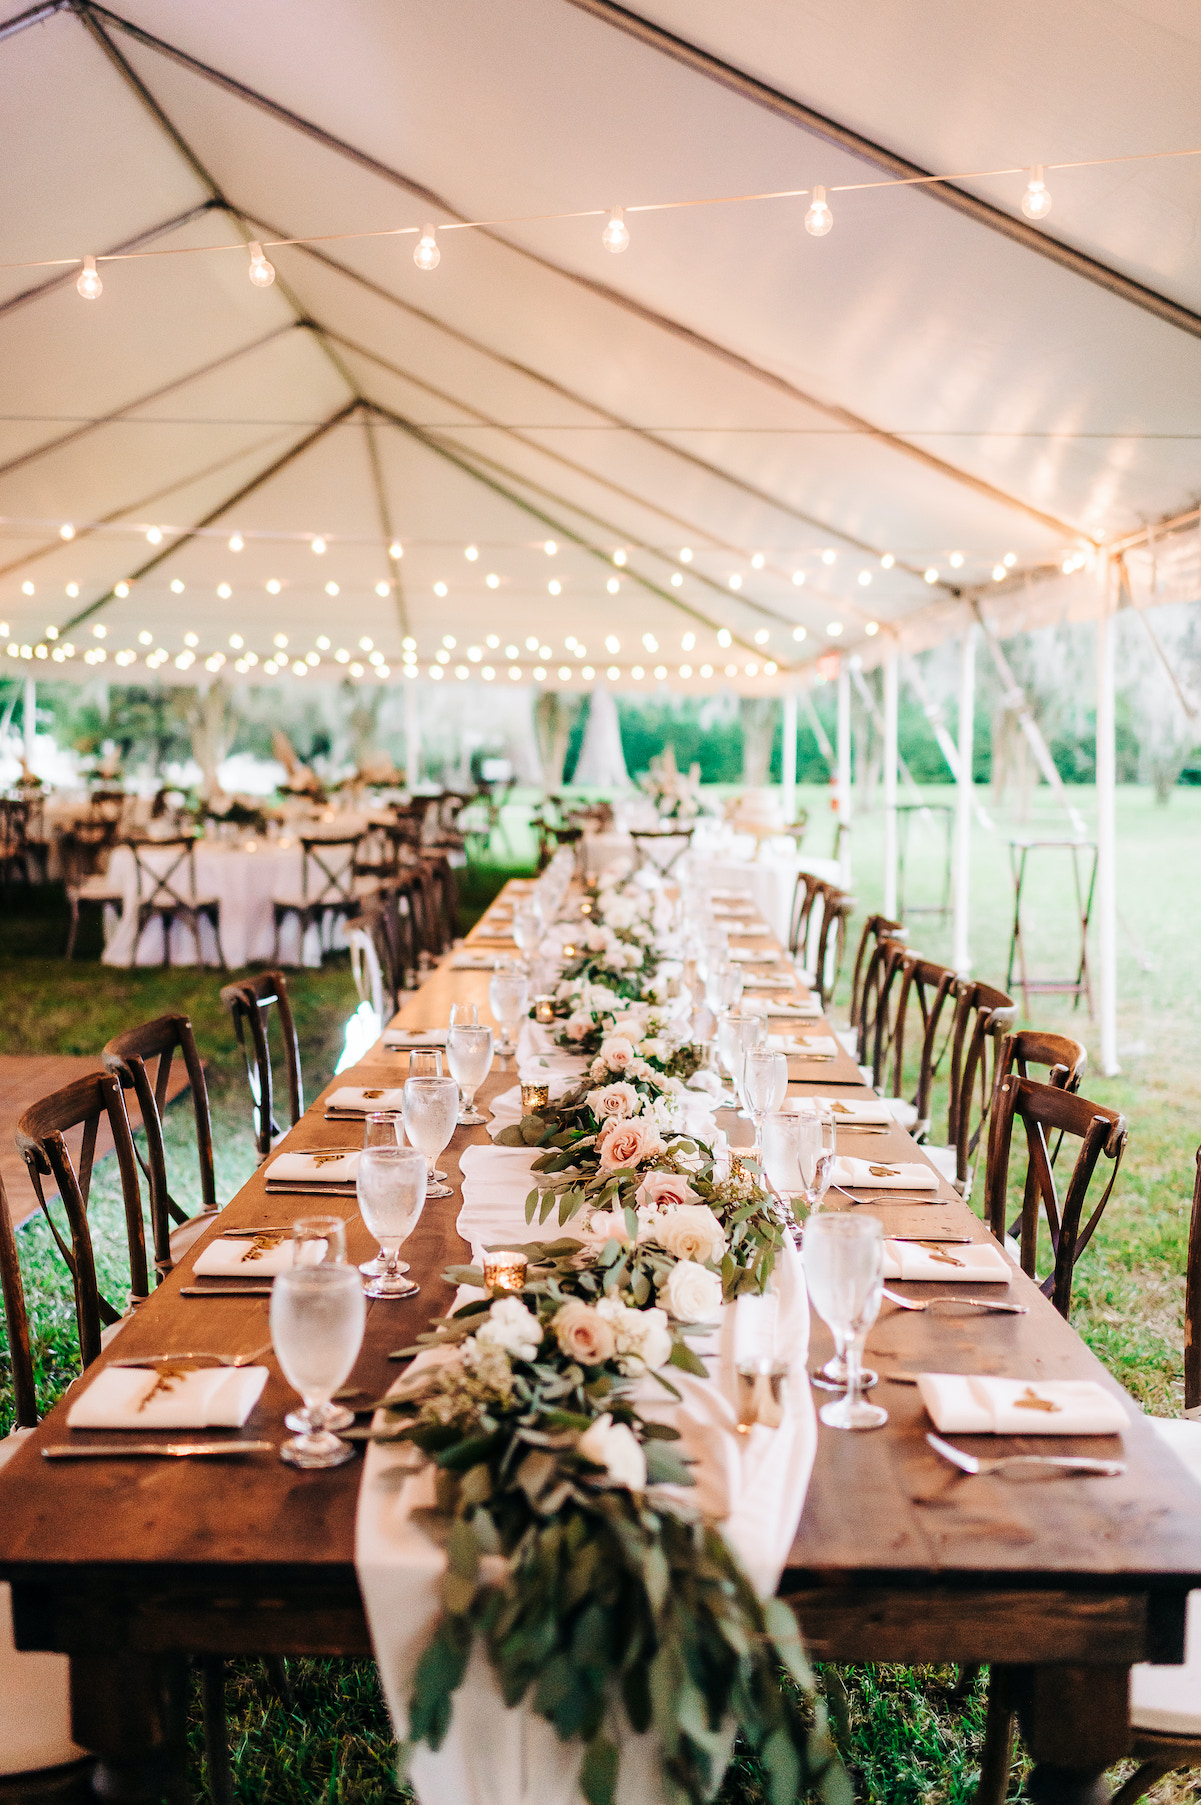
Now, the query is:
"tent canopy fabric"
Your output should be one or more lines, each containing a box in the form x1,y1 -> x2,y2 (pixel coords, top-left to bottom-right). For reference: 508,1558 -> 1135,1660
0,0 -> 1198,689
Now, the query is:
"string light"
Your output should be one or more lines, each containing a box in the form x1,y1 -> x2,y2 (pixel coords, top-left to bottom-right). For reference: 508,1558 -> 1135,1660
266,578 -> 281,594
548,579 -> 561,595
606,577 -> 620,594
389,541 -> 403,558
375,581 -> 389,596
229,533 -> 243,552
751,552 -> 765,569
671,572 -> 683,587
170,579 -> 184,593
145,526 -> 162,545
1004,552 -> 1017,567
1021,167 -> 1052,221
805,186 -> 833,236
681,632 -> 695,651
544,540 -> 557,556
247,242 -> 275,287
717,628 -> 731,647
949,552 -> 964,568
822,549 -> 836,565
865,621 -> 879,636
992,564 -> 1005,580
643,633 -> 658,652
76,256 -> 102,300
413,224 -> 440,271
858,571 -> 871,586
679,548 -> 693,562
59,524 -> 74,540
792,626 -> 806,641
311,536 -> 326,554
434,581 -> 448,596
601,207 -> 630,253
880,553 -> 894,569
754,629 -> 769,644
827,622 -> 843,637
325,581 -> 339,596
465,544 -> 479,561
924,567 -> 938,583
792,570 -> 805,585
485,573 -> 500,589
115,581 -> 129,597
217,582 -> 232,598
728,574 -> 741,590
605,635 -> 620,653
613,549 -> 627,566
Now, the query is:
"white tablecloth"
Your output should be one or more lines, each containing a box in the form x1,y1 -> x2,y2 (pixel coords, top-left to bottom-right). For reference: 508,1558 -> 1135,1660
101,840 -> 349,968
689,853 -> 840,947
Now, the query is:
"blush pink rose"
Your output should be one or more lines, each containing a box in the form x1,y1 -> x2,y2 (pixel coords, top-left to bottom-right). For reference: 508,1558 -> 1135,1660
565,1014 -> 592,1041
597,1115 -> 664,1174
599,1036 -> 636,1070
635,1169 -> 699,1211
589,1081 -> 640,1121
552,1300 -> 617,1364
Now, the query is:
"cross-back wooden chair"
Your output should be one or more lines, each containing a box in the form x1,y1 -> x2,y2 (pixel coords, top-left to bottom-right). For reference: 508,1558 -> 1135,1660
220,972 -> 303,1162
811,886 -> 855,1009
272,832 -> 363,964
13,1071 -> 148,1382
126,835 -> 225,968
936,981 -> 1020,1196
881,952 -> 959,1139
983,1073 -> 1127,1321
100,1015 -> 217,1277
860,935 -> 910,1088
787,871 -> 825,968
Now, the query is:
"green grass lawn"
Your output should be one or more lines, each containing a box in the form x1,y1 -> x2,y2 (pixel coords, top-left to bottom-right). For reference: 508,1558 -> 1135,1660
1,795 -> 1199,1803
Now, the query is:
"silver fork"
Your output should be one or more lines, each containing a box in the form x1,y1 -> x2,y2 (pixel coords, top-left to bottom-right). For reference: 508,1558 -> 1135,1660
108,1342 -> 273,1370
926,1431 -> 1125,1478
883,1286 -> 1028,1315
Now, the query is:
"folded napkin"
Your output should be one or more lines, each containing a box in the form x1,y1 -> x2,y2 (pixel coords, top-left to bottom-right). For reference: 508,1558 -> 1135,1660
741,975 -> 796,991
729,949 -> 780,964
709,888 -> 751,902
193,1233 -> 329,1278
883,1239 -> 1011,1281
918,1372 -> 1126,1436
67,1363 -> 269,1431
451,952 -> 500,970
383,1029 -> 447,1050
766,998 -> 823,1018
800,1097 -> 892,1126
265,1149 -> 361,1188
768,1035 -> 821,1056
833,1156 -> 939,1190
787,1035 -> 839,1059
327,1085 -> 407,1114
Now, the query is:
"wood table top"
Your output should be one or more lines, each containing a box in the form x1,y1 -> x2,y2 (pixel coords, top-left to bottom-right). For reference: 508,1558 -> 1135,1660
3,880 -> 1200,1635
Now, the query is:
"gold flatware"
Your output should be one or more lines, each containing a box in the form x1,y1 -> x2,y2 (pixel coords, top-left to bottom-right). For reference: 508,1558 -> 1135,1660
882,1287 -> 1027,1315
109,1343 -> 273,1368
925,1432 -> 1124,1480
43,1441 -> 275,1460
180,1285 -> 274,1297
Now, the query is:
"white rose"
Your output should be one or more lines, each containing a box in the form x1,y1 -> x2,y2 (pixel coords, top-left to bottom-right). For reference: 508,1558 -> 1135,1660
589,1056 -> 608,1081
628,1058 -> 654,1080
663,1259 -> 724,1322
565,1014 -> 592,1041
596,1296 -> 672,1371
475,1295 -> 542,1362
658,1204 -> 727,1265
577,1413 -> 647,1490
610,1012 -> 647,1037
588,1081 -> 640,1121
687,1068 -> 724,1098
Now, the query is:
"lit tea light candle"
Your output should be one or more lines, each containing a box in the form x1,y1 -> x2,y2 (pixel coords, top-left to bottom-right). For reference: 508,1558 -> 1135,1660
520,1081 -> 550,1112
579,899 -> 593,916
483,1249 -> 528,1293
534,996 -> 556,1024
561,944 -> 577,958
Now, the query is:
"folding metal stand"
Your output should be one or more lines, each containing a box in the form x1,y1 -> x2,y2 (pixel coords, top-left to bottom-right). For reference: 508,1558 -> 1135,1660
896,802 -> 953,921
1005,837 -> 1098,1016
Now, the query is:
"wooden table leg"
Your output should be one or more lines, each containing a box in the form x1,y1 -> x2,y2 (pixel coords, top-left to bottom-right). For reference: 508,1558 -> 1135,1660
70,1651 -> 191,1803
1020,1663 -> 1129,1805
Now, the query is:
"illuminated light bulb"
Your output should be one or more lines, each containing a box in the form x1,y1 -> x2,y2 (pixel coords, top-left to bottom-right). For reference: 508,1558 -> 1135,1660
468,646 -> 482,663
804,186 -> 833,237
1021,166 -> 1052,222
606,665 -> 620,680
544,540 -> 557,556
858,571 -> 872,587
456,665 -> 469,679
728,574 -> 742,590
389,541 -> 402,559
822,549 -> 836,566
1061,556 -> 1074,574
606,578 -> 619,595
717,628 -> 732,648
504,643 -> 519,659
230,633 -> 244,648
21,582 -> 33,596
631,665 -> 644,680
1004,552 -> 1017,567
138,630 -> 152,645
682,632 -> 696,651
751,552 -> 765,570
482,665 -> 496,681
402,635 -> 416,650
701,663 -> 713,678
507,665 -> 521,681
60,524 -> 74,541
558,665 -> 571,680
184,631 -> 199,647
992,565 -> 1005,581
292,660 -> 307,677
880,553 -> 894,569
539,644 -> 550,658
115,581 -> 129,597
581,665 -> 594,680
66,583 -> 79,598
924,568 -> 938,584
217,582 -> 232,599
76,256 -> 102,300
601,207 -> 630,253
170,579 -> 184,594
754,628 -> 769,644
679,547 -> 693,564
244,651 -> 257,667
358,637 -> 374,653
311,537 -> 326,555
949,552 -> 964,569
792,625 -> 807,642
413,224 -> 440,271
654,664 -> 667,680
642,633 -> 658,652
247,242 -> 275,287
375,581 -> 389,597
306,650 -> 319,666
325,582 -> 339,596
45,626 -> 57,639
266,579 -> 281,594
792,570 -> 805,586
613,549 -> 626,567
485,573 -> 500,589
335,648 -> 349,663
865,621 -> 879,636
351,661 -> 365,678
205,653 -> 224,672
228,534 -> 243,552
827,622 -> 844,637
744,661 -> 758,676
434,581 -> 448,597
145,526 -> 162,545
548,579 -> 561,596
605,635 -> 620,653
464,544 -> 479,561
275,633 -> 289,648
670,572 -> 683,587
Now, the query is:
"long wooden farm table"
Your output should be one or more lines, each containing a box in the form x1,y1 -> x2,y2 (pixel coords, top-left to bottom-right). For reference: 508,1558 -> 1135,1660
0,882 -> 1198,1804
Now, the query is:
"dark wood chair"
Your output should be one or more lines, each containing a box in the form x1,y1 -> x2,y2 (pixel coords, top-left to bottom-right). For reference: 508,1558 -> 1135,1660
811,886 -> 855,1009
272,833 -> 362,964
220,972 -> 303,1161
836,913 -> 905,1061
937,981 -> 1019,1196
880,952 -> 959,1140
983,1073 -> 1127,1321
101,1015 -> 217,1278
60,826 -> 125,959
126,836 -> 225,968
860,936 -> 910,1090
787,871 -> 825,970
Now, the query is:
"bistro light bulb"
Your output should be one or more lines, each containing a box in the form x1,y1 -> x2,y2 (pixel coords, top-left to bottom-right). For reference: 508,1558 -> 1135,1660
76,255 -> 102,300
414,224 -> 440,271
602,207 -> 630,253
1021,166 -> 1052,221
375,581 -> 389,597
805,185 -> 833,236
146,526 -> 162,545
228,533 -> 243,552
247,242 -> 276,287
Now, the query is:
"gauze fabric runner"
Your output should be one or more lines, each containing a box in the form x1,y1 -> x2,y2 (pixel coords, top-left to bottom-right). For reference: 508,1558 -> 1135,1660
515,1019 -> 590,1085
355,1146 -> 816,1805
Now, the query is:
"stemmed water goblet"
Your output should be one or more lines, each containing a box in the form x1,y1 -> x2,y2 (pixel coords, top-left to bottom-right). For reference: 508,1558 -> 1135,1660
402,1074 -> 460,1200
716,1011 -> 765,1109
271,1261 -> 366,1469
283,1215 -> 356,1434
489,962 -> 529,1057
704,959 -> 744,1016
802,1213 -> 887,1430
446,1023 -> 494,1126
356,1142 -> 428,1300
742,1047 -> 788,1162
358,1112 -> 409,1280
796,1104 -> 836,1214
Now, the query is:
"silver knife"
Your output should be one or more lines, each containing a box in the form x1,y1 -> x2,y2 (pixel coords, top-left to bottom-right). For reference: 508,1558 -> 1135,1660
43,1440 -> 276,1460
180,1285 -> 275,1297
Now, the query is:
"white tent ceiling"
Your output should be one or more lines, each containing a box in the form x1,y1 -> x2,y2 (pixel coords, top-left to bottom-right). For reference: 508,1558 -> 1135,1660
0,0 -> 1198,692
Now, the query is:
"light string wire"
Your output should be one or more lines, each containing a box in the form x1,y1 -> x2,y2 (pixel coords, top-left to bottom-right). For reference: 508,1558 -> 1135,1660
3,142 -> 1201,273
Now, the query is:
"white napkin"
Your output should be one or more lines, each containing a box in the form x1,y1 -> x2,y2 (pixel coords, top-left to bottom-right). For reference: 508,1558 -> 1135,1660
452,952 -> 500,970
265,1149 -> 361,1187
833,1156 -> 939,1190
740,974 -> 796,991
728,949 -> 780,964
883,1239 -> 1011,1281
786,1035 -> 839,1059
327,1085 -> 407,1114
193,1235 -> 328,1278
728,922 -> 773,936
798,1097 -> 892,1125
918,1373 -> 1127,1436
766,998 -> 823,1018
67,1364 -> 269,1430
383,1029 -> 447,1050
768,1034 -> 822,1056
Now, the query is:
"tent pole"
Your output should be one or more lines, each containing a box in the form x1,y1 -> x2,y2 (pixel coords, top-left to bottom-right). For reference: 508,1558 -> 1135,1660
405,680 -> 421,793
22,676 -> 34,769
1097,562 -> 1120,1076
781,690 -> 797,825
883,652 -> 898,919
837,657 -> 852,888
953,626 -> 977,973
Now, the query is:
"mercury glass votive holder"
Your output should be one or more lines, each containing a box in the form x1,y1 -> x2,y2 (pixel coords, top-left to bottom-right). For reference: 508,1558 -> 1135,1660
533,997 -> 556,1024
483,1249 -> 528,1293
520,1081 -> 550,1113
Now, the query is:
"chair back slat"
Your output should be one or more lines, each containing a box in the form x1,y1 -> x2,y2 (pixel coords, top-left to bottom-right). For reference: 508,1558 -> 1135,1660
847,913 -> 905,1030
221,972 -> 304,1160
887,954 -> 958,1136
128,837 -> 198,909
947,981 -> 1019,1192
102,1015 -> 216,1272
299,835 -> 362,907
0,1168 -> 38,1428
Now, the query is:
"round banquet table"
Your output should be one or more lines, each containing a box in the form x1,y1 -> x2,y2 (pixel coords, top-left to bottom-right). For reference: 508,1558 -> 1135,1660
100,838 -> 352,969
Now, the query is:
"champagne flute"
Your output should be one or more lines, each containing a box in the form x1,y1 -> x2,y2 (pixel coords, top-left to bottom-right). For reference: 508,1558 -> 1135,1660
802,1213 -> 887,1430
358,1112 -> 409,1278
356,1144 -> 427,1299
285,1215 -> 353,1433
271,1263 -> 366,1469
489,963 -> 529,1057
403,1075 -> 460,1200
742,1047 -> 788,1161
446,1023 -> 494,1127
